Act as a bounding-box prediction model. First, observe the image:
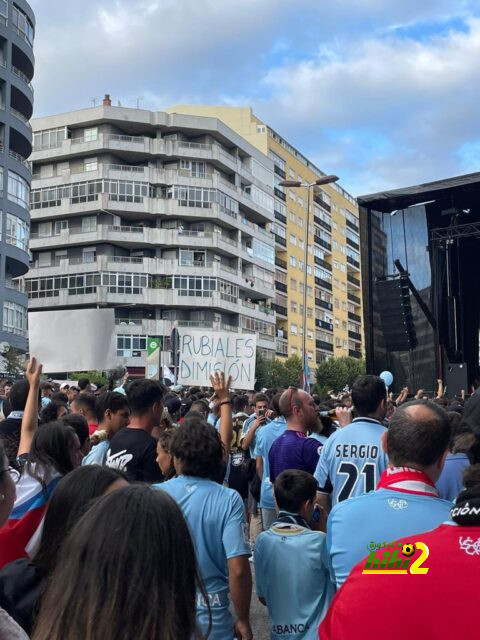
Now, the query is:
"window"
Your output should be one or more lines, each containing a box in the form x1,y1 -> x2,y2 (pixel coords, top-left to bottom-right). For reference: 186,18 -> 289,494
84,128 -> 98,142
288,190 -> 295,201
218,279 -> 238,303
174,276 -> 217,298
306,265 -> 312,275
335,337 -> 342,348
0,0 -> 7,24
82,247 -> 97,263
0,167 -> 3,194
289,234 -> 297,246
271,222 -> 286,239
299,282 -> 304,294
38,252 -> 51,267
179,250 -> 206,266
290,300 -> 297,313
117,334 -> 148,357
102,272 -> 148,295
251,238 -> 275,265
84,158 -> 98,172
12,4 -> 34,46
340,264 -> 346,273
307,286 -> 313,297
33,126 -> 68,151
54,220 -> 68,235
3,301 -> 27,336
299,240 -> 304,250
299,260 -> 304,271
290,324 -> 298,335
8,171 -> 29,208
240,316 -> 275,337
297,216 -> 304,228
82,216 -> 97,233
297,196 -> 304,208
307,330 -> 314,340
289,212 -> 296,222
38,222 -> 52,237
6,213 -> 29,251
290,278 -> 297,291
307,308 -> 313,319
268,150 -> 286,171
290,256 -> 297,267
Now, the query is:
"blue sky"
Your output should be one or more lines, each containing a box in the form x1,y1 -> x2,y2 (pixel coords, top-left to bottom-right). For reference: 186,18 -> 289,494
29,0 -> 480,196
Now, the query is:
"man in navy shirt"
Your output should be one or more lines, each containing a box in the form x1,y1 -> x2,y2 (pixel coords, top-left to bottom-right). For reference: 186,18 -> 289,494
269,388 -> 322,483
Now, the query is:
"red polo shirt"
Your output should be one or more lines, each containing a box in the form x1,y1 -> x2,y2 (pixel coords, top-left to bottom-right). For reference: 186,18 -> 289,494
320,523 -> 480,640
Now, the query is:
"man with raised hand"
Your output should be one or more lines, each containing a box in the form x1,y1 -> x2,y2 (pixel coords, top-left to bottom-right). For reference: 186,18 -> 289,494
326,400 -> 452,587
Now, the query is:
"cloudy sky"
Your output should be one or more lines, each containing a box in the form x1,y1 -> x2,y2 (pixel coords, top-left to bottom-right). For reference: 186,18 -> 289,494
29,0 -> 480,196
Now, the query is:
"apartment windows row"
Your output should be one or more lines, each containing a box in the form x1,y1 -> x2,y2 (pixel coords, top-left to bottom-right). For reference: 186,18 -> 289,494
3,301 -> 27,337
26,272 -> 151,299
117,334 -> 148,357
6,170 -> 30,209
0,1 -> 7,24
12,3 -> 35,46
6,212 -> 29,251
30,179 -> 153,208
240,316 -> 275,337
179,160 -> 207,178
33,126 -> 68,151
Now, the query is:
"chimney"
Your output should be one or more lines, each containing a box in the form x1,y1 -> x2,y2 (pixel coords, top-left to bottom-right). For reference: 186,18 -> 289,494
102,94 -> 112,107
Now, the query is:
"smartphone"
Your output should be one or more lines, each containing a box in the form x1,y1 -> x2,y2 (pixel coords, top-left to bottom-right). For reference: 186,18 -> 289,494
258,408 -> 266,417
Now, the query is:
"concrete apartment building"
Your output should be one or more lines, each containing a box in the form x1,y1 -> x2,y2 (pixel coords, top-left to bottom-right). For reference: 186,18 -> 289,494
27,99 -> 278,373
167,106 -> 363,366
0,0 -> 34,352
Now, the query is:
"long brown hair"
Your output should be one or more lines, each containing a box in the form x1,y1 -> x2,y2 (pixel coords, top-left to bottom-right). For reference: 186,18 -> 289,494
32,485 -> 209,640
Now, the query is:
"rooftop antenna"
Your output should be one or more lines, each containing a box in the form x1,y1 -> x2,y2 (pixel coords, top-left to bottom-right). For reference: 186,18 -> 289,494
131,97 -> 144,109
91,97 -> 98,107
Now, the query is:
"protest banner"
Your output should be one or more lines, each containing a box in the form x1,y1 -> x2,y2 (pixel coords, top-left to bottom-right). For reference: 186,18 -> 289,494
177,329 -> 257,390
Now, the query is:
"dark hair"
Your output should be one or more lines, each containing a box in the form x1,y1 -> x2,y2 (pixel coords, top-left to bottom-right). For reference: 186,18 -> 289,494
72,393 -> 96,418
387,400 -> 450,467
95,392 -> 130,424
40,400 -> 68,425
32,485 -> 207,640
171,419 -> 224,482
274,470 -> 318,513
351,375 -> 387,416
271,392 -> 282,416
157,429 -> 176,481
34,466 -> 126,574
26,422 -> 79,485
77,378 -> 90,391
190,399 -> 209,419
51,392 -> 69,404
61,414 -> 89,448
233,395 -> 249,414
126,379 -> 165,415
254,393 -> 269,406
462,463 -> 480,490
9,379 -> 30,411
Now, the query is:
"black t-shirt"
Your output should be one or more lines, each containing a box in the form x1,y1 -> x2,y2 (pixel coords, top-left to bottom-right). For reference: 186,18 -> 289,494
0,418 -> 22,468
228,413 -> 250,499
106,428 -> 163,483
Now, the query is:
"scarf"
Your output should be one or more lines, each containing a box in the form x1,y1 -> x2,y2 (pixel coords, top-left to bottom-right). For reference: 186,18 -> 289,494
377,466 -> 439,497
451,487 -> 480,526
276,511 -> 310,529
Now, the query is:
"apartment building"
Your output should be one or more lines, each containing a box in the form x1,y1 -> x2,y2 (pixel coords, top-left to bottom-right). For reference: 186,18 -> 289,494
0,0 -> 34,351
167,106 -> 363,369
27,99 -> 278,373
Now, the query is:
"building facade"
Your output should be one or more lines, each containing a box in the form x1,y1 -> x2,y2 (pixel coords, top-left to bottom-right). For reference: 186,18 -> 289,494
0,0 -> 34,351
167,106 -> 363,371
27,101 -> 277,373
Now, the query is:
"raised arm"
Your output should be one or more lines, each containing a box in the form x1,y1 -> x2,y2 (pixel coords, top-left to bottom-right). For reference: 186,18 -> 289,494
210,371 -> 232,460
18,357 -> 43,457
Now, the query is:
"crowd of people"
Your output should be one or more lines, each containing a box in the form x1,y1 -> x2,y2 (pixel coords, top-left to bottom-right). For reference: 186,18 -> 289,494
0,361 -> 478,639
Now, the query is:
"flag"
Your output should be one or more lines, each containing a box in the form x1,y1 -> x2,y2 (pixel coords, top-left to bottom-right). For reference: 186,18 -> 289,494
302,353 -> 311,394
0,471 -> 60,568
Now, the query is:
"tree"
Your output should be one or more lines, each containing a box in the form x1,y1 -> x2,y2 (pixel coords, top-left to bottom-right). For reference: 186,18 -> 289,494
314,356 -> 365,396
0,345 -> 25,379
70,370 -> 109,388
255,352 -> 303,390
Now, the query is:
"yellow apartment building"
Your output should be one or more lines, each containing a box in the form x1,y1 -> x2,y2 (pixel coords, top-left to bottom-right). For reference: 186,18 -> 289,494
166,105 -> 363,372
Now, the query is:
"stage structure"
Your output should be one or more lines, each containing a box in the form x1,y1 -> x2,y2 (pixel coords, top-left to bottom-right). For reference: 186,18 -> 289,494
358,172 -> 480,395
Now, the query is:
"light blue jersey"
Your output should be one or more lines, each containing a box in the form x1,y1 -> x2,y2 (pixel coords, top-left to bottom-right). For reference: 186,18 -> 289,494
327,488 -> 452,586
314,418 -> 388,505
253,417 -> 287,510
255,523 -> 334,639
156,475 -> 250,640
82,440 -> 109,466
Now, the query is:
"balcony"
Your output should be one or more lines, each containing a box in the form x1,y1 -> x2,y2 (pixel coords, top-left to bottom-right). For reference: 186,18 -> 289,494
347,255 -> 360,269
274,165 -> 286,179
314,256 -> 332,271
314,216 -> 332,233
346,237 -> 360,251
275,256 -> 287,270
348,311 -> 362,323
316,340 -> 334,352
274,187 -> 286,202
315,277 -> 332,292
349,349 -> 363,359
347,274 -> 360,288
314,237 -> 331,252
272,303 -> 288,317
346,218 -> 360,233
275,280 -> 288,294
316,319 -> 333,332
274,210 -> 287,225
274,234 -> 287,247
348,330 -> 362,342
347,291 -> 361,305
315,298 -> 333,311
11,65 -> 34,93
276,337 -> 288,356
313,194 -> 331,212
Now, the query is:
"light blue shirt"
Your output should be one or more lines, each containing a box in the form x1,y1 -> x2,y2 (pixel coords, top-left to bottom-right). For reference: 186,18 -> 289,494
314,417 -> 388,505
253,417 -> 287,510
255,523 -> 334,639
327,487 -> 452,587
41,397 -> 51,408
436,453 -> 470,501
156,475 -> 250,640
82,440 -> 109,466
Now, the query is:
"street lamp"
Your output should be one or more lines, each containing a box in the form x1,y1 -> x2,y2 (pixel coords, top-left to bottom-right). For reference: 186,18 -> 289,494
278,175 -> 339,391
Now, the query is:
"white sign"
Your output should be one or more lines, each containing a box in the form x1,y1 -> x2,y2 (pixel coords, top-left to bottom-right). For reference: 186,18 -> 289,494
29,309 -> 116,373
177,329 -> 257,390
